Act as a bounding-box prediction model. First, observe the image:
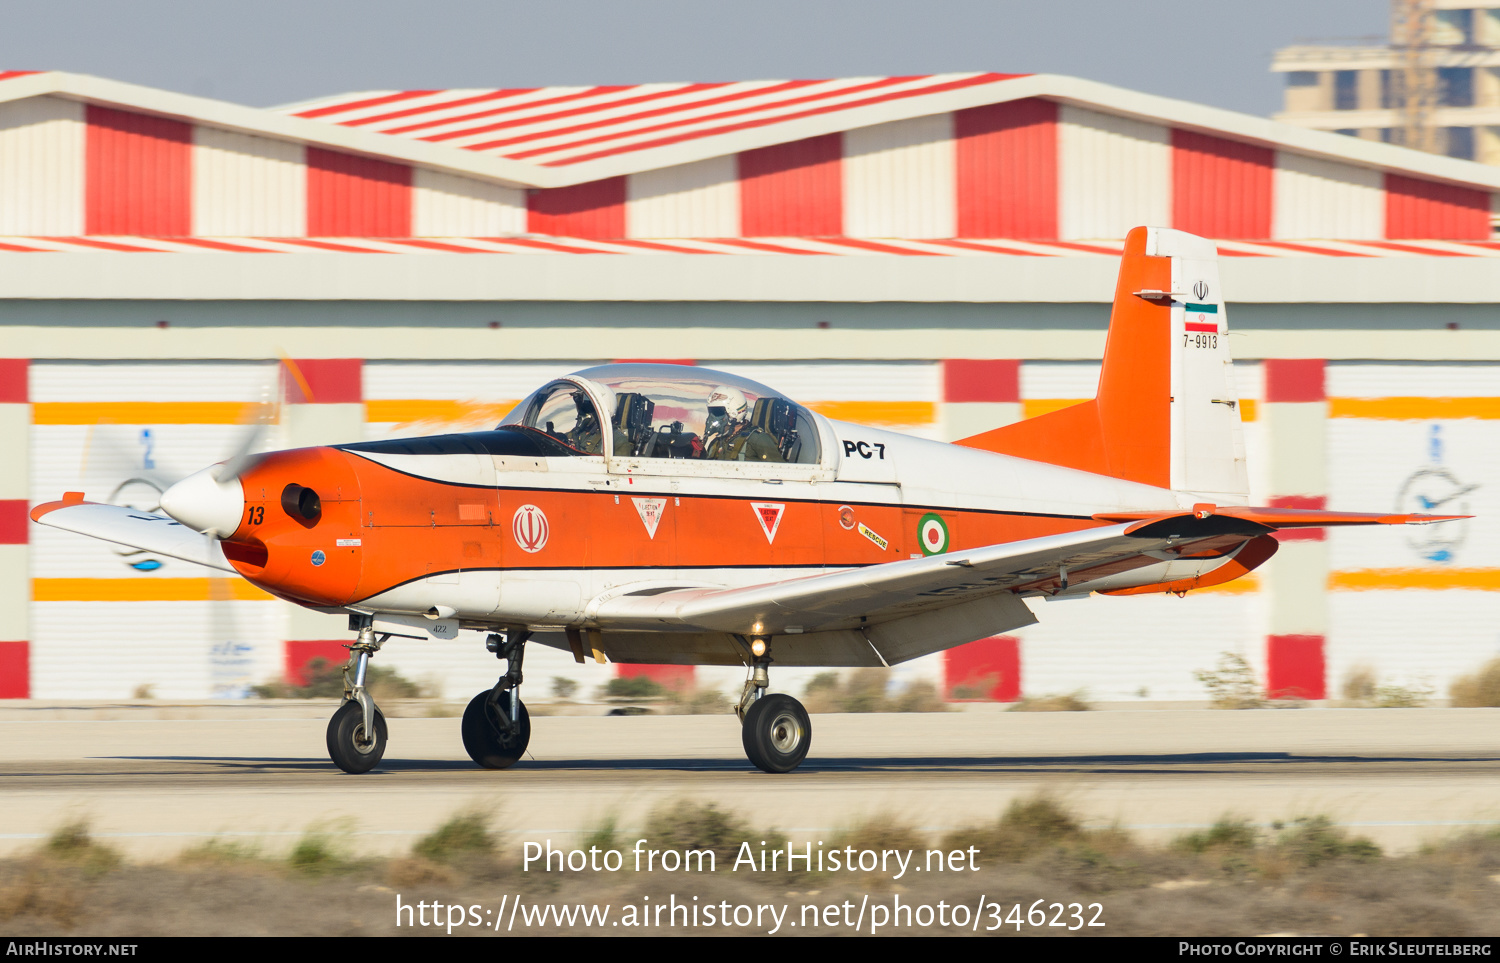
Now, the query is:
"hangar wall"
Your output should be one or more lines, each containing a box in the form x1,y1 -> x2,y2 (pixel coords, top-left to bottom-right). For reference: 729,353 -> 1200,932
9,350 -> 1496,704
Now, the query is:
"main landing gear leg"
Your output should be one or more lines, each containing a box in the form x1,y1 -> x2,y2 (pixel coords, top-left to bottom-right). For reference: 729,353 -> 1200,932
737,638 -> 812,774
326,618 -> 389,774
461,628 -> 532,769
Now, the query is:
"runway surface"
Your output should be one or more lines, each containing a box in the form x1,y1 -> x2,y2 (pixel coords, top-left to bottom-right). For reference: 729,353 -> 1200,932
1,704 -> 1497,857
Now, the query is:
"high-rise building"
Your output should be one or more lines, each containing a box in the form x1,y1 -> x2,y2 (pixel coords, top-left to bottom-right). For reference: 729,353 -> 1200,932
1273,0 -> 1500,165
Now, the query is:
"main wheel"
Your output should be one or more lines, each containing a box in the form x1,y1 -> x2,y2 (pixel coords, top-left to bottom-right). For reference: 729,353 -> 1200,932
326,700 -> 388,774
461,691 -> 531,769
741,694 -> 811,773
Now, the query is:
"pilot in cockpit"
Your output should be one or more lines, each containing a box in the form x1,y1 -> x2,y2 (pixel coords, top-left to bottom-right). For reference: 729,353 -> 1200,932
565,390 -> 605,455
703,385 -> 784,462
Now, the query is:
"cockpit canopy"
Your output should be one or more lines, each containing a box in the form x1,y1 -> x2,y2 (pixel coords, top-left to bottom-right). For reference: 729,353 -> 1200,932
499,364 -> 820,464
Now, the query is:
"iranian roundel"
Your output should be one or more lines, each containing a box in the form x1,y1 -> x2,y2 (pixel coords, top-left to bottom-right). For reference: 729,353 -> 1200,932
918,513 -> 950,556
512,504 -> 550,553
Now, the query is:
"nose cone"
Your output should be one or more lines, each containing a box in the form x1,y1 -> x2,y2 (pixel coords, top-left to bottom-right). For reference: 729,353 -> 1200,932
160,466 -> 245,538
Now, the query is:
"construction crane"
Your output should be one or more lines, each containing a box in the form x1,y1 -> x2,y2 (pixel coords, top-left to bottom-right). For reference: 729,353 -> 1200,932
1390,0 -> 1440,154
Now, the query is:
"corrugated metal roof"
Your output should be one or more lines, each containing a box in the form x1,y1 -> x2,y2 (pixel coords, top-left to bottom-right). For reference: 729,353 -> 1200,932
1,235 -> 1495,256
280,74 -> 1024,167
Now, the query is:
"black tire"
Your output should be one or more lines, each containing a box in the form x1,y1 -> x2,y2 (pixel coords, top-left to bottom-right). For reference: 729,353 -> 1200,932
461,691 -> 531,769
741,694 -> 811,773
326,700 -> 388,774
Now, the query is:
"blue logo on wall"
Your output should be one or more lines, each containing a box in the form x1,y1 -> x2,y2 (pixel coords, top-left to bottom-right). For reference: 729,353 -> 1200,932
311,550 -> 326,567
1397,424 -> 1477,563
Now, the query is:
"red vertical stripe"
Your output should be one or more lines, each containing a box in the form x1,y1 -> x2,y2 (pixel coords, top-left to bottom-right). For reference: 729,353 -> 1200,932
85,106 -> 192,235
306,148 -> 412,236
526,177 -> 626,238
0,501 -> 27,544
284,640 -> 350,687
0,641 -> 28,699
286,359 -> 363,404
943,359 -> 1020,402
1264,359 -> 1325,402
0,359 -> 27,404
1384,174 -> 1490,239
738,134 -> 843,236
615,664 -> 696,690
1266,634 -> 1325,700
1171,130 -> 1273,239
944,636 -> 1021,701
955,99 -> 1058,238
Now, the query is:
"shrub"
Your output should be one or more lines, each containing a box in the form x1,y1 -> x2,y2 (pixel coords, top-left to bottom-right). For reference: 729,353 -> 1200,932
550,677 -> 579,700
1194,652 -> 1266,709
414,810 -> 496,863
801,669 -> 949,713
1450,657 -> 1500,707
1008,691 -> 1092,712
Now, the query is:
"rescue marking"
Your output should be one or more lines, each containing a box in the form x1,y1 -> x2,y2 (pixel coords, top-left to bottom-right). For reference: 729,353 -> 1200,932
750,502 -> 785,544
512,504 -> 550,553
918,513 -> 950,556
632,497 -> 666,540
858,522 -> 888,551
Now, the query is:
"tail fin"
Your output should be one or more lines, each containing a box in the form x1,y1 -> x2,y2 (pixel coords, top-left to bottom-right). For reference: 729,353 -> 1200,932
958,226 -> 1248,499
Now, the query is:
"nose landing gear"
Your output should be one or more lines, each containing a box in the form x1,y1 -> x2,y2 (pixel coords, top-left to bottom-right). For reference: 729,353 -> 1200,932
736,639 -> 811,774
326,620 -> 389,774
461,628 -> 531,769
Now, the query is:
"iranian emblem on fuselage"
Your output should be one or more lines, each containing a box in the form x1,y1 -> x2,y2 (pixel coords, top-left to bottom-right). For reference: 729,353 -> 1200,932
512,504 -> 550,553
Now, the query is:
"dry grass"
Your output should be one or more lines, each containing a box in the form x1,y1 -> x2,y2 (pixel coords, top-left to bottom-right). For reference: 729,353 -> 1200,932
1008,691 -> 1092,712
4,802 -> 1500,935
802,669 -> 948,713
1450,657 -> 1500,707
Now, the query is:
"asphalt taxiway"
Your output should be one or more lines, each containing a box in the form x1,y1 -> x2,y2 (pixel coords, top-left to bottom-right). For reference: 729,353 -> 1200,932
1,704 -> 1496,857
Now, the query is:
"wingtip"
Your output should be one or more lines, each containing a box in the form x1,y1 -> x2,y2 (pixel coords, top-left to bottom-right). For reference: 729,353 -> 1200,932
1392,513 -> 1472,525
29,492 -> 89,522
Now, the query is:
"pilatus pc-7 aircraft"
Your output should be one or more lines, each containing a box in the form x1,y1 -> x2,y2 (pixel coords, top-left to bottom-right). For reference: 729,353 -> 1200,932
32,228 -> 1461,774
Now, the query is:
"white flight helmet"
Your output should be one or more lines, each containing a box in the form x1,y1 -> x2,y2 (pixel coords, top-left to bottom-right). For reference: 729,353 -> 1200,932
706,384 -> 750,421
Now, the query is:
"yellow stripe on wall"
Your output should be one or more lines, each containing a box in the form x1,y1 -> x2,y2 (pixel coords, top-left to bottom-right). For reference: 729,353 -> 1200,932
1193,574 -> 1261,594
33,401 -> 276,426
798,400 -> 936,425
33,578 -> 275,602
1328,568 -> 1500,591
1329,397 -> 1500,420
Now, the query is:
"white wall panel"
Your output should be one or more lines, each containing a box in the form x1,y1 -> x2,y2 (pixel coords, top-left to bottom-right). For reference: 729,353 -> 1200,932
1326,418 -> 1500,570
1020,362 -> 1100,399
31,601 -> 282,699
1328,590 -> 1500,701
625,156 -> 738,238
1327,362 -> 1500,397
0,96 -> 83,235
192,128 -> 305,236
31,361 -> 281,403
843,114 -> 956,238
1058,106 -> 1170,240
1019,592 -> 1265,701
413,168 -> 525,236
1272,152 -> 1383,239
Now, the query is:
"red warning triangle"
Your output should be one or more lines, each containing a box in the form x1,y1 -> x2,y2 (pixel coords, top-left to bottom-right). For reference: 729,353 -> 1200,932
750,502 -> 785,544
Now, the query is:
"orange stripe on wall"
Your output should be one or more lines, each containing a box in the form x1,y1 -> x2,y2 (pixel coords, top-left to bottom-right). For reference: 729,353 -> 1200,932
802,400 -> 935,425
1329,397 -> 1500,420
1328,569 -> 1500,591
33,402 -> 276,425
33,578 -> 275,602
365,399 -> 519,425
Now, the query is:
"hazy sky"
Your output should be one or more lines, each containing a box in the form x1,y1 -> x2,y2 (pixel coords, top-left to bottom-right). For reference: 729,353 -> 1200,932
0,1 -> 1388,115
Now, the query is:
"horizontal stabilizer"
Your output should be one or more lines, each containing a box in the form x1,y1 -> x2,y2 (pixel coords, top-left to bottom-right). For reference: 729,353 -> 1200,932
31,495 -> 236,573
1095,505 -> 1469,530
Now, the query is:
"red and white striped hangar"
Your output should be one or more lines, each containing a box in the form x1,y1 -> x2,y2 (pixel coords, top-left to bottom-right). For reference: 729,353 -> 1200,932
0,69 -> 1496,706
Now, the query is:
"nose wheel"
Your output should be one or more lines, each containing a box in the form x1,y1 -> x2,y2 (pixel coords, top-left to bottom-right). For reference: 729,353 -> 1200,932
326,620 -> 389,774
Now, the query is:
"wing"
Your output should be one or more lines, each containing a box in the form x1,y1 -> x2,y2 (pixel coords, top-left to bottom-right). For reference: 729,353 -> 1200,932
30,496 -> 236,573
591,513 -> 1272,642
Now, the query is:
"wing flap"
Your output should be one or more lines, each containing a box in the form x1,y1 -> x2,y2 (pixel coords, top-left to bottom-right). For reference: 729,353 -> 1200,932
31,497 -> 236,573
